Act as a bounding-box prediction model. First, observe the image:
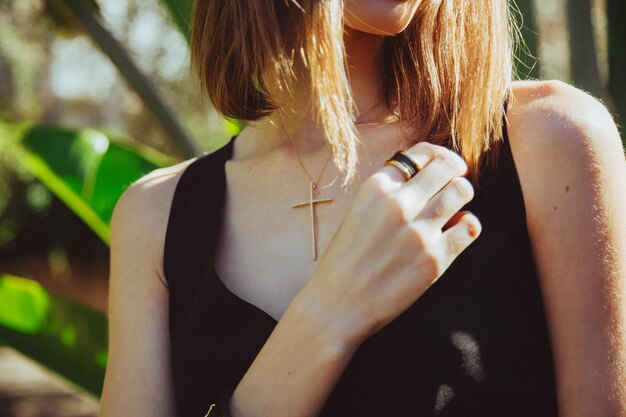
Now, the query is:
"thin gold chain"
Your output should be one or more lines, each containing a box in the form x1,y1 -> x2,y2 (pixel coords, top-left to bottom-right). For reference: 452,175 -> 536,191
278,120 -> 333,187
354,98 -> 384,125
278,98 -> 392,185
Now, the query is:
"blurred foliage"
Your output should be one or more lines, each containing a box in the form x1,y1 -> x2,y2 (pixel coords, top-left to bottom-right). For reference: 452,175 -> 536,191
607,0 -> 626,129
159,0 -> 193,42
44,0 -> 100,35
17,124 -> 171,244
0,0 -> 225,155
513,0 -> 540,79
0,273 -> 108,397
50,0 -> 200,158
224,117 -> 246,138
567,0 -> 602,96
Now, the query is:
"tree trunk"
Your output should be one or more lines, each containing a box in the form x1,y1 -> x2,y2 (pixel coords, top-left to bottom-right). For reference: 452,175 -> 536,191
566,0 -> 602,97
514,0 -> 540,79
607,0 -> 626,134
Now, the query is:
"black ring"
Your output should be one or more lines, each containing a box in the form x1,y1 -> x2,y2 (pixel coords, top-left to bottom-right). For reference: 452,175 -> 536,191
388,151 -> 419,178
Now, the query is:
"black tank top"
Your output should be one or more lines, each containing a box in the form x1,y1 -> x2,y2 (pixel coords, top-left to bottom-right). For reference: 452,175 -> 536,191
163,122 -> 559,417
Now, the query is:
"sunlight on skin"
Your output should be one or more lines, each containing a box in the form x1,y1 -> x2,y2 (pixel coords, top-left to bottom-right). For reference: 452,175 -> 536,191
344,0 -> 423,35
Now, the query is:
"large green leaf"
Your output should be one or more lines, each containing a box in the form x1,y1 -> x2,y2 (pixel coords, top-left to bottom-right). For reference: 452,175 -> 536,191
0,274 -> 108,397
17,124 -> 172,244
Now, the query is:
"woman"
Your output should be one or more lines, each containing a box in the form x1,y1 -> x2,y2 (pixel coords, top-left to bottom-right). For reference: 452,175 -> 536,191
99,0 -> 626,416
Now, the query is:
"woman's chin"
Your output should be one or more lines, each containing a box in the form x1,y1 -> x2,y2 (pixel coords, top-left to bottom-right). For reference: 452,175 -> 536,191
344,22 -> 408,36
344,0 -> 421,36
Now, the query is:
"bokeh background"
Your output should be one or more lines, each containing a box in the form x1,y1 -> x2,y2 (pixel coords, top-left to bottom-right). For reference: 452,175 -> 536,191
0,0 -> 624,415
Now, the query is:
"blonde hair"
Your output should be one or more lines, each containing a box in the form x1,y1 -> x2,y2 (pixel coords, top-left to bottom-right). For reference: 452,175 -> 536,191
191,0 -> 515,187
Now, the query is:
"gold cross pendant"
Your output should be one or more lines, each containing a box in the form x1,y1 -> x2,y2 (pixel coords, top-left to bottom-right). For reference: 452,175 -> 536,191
291,181 -> 332,260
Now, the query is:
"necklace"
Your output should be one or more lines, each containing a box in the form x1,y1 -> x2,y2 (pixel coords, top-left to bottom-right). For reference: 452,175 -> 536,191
353,98 -> 399,126
279,121 -> 334,261
278,99 -> 395,260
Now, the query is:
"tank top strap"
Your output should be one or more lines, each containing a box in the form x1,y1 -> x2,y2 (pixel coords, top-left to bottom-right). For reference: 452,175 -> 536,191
477,103 -> 534,266
163,139 -> 235,293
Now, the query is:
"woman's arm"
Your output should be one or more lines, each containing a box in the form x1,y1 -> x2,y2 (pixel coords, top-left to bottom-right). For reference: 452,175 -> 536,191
99,164 -> 191,417
226,282 -> 364,417
508,80 -> 626,417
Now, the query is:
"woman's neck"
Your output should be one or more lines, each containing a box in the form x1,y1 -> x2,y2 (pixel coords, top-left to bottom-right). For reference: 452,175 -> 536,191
343,26 -> 388,120
244,27 -> 390,155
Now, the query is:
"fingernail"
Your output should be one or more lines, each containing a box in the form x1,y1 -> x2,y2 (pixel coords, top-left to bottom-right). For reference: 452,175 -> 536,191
468,220 -> 481,238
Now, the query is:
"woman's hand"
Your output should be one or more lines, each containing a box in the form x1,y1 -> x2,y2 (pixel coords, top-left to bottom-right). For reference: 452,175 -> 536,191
230,142 -> 481,417
301,141 -> 481,348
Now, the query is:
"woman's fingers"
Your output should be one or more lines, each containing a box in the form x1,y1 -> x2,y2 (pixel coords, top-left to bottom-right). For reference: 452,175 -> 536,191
311,142 -> 482,343
442,210 -> 470,231
440,211 -> 482,261
377,142 -> 440,185
414,176 -> 475,230
376,142 -> 469,221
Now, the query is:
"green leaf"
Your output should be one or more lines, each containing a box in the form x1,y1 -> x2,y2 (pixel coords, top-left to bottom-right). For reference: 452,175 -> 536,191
223,117 -> 245,137
159,0 -> 194,41
17,124 -> 171,245
0,274 -> 108,397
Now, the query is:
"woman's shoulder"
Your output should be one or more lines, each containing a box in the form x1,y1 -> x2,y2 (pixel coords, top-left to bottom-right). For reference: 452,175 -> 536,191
507,79 -> 617,152
110,156 -> 203,288
505,79 -> 623,228
506,79 -> 620,184
115,155 -> 202,232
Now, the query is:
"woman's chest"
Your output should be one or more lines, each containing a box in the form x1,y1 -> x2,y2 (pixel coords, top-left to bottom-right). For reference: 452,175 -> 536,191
212,162 -> 361,321
167,133 -> 558,417
171,185 -> 559,416
211,136 -> 404,321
